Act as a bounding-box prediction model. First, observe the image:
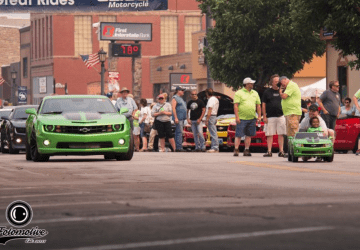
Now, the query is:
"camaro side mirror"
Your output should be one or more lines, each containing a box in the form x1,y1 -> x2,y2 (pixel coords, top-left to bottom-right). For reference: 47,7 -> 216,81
119,107 -> 129,115
25,108 -> 37,116
0,116 -> 8,120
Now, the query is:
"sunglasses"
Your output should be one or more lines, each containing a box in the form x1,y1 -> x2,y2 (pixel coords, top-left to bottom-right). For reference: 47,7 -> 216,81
191,94 -> 197,96
333,85 -> 340,87
158,98 -> 164,100
345,102 -> 350,104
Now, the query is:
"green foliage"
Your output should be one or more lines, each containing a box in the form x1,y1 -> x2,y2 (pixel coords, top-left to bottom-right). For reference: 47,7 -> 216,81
197,0 -> 325,89
293,0 -> 360,69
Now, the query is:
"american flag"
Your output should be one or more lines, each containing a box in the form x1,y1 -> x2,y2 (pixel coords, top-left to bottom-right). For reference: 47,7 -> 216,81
80,53 -> 100,69
0,77 -> 5,85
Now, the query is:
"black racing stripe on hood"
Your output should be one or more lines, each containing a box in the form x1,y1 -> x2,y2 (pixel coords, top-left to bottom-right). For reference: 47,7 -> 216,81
63,112 -> 82,120
85,112 -> 102,120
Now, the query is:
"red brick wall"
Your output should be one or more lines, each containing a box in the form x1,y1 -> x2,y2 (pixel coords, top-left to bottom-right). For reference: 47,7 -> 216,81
0,27 -> 20,76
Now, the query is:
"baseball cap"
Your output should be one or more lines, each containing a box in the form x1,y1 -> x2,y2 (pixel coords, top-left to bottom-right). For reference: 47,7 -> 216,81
175,86 -> 186,91
243,77 -> 256,84
309,104 -> 319,111
106,92 -> 112,98
157,94 -> 165,99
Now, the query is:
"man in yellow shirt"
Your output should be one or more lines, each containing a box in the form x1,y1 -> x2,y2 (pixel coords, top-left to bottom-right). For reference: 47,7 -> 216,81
233,77 -> 261,157
279,76 -> 302,138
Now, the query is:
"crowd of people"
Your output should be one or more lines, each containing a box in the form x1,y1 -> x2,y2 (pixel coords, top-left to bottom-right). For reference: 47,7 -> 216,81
107,76 -> 360,156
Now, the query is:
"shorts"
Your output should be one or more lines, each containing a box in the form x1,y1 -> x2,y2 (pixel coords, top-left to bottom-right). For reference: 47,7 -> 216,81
155,120 -> 174,139
133,126 -> 140,136
140,123 -> 148,138
264,116 -> 286,136
285,114 -> 301,137
235,119 -> 256,138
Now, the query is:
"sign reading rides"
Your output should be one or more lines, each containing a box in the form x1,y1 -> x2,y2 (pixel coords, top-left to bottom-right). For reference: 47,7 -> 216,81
0,0 -> 168,12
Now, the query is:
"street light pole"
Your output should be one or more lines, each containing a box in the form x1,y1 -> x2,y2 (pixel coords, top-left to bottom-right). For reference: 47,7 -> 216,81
11,70 -> 17,105
98,48 -> 107,96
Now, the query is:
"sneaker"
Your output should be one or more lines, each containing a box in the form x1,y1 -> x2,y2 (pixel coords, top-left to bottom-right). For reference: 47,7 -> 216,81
175,149 -> 186,152
207,149 -> 219,153
315,157 -> 322,162
278,151 -> 285,157
243,149 -> 251,156
233,149 -> 239,156
263,151 -> 272,157
356,150 -> 360,156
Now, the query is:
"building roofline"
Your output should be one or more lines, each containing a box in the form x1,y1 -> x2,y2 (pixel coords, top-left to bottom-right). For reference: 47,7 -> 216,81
0,24 -> 24,29
20,26 -> 30,32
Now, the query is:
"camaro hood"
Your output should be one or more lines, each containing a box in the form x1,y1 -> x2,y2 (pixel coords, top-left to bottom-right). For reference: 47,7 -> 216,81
11,119 -> 27,128
37,112 -> 126,125
216,117 -> 235,126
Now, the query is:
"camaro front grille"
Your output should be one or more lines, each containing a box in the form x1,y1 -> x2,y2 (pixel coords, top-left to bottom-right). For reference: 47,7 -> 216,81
302,150 -> 326,154
15,128 -> 26,134
303,144 -> 325,148
57,125 -> 124,134
56,142 -> 113,149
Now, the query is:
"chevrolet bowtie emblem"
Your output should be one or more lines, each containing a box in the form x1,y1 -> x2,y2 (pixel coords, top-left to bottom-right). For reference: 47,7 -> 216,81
79,127 -> 91,133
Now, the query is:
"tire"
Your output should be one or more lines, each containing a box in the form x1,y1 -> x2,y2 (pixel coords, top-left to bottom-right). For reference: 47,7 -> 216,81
287,144 -> 292,161
283,135 -> 288,153
8,133 -> 19,154
30,130 -> 49,162
25,134 -> 32,161
326,153 -> 334,162
115,134 -> 134,161
353,135 -> 360,154
292,155 -> 298,162
1,132 -> 8,153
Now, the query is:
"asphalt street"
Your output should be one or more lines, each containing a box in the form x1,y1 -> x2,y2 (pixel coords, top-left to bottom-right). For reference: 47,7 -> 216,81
1,152 -> 360,250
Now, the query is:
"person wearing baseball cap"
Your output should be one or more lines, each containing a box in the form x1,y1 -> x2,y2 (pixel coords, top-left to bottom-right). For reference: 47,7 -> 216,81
233,77 -> 261,157
115,87 -> 138,129
172,86 -> 187,152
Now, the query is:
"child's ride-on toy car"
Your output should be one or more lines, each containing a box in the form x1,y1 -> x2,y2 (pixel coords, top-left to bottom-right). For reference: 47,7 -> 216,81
288,132 -> 334,162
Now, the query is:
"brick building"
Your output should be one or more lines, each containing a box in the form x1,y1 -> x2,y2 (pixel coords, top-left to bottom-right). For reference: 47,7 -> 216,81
29,0 -> 205,104
0,16 -> 29,104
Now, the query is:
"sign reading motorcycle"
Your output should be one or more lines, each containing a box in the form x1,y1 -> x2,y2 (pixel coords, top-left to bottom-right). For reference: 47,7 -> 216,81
0,0 -> 168,12
18,86 -> 27,104
170,73 -> 197,91
100,22 -> 152,41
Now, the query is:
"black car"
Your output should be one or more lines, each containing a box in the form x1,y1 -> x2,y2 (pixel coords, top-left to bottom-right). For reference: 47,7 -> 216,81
1,105 -> 38,154
0,107 -> 14,152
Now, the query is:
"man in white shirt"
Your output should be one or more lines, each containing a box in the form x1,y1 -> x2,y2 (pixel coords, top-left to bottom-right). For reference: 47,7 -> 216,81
205,88 -> 220,153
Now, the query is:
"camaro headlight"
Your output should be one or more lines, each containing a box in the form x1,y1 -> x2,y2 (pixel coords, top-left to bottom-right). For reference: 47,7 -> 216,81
325,143 -> 332,147
44,125 -> 55,132
112,124 -> 121,131
295,144 -> 302,147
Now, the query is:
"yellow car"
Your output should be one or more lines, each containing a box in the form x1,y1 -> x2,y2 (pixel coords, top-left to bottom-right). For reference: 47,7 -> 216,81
206,114 -> 235,148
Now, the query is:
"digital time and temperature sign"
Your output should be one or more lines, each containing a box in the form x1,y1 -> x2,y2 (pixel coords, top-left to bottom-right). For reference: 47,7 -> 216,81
111,44 -> 141,57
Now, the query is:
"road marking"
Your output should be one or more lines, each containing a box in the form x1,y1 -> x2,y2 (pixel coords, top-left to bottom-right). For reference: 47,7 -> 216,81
0,192 -> 88,199
31,213 -> 165,224
56,226 -> 335,250
231,161 -> 360,176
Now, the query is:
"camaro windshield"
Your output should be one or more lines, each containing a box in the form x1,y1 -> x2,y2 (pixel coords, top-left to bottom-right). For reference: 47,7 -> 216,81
40,98 -> 117,114
295,132 -> 328,140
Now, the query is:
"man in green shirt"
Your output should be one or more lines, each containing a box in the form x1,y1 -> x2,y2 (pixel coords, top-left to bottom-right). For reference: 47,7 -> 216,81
279,76 -> 302,138
233,77 -> 261,157
353,89 -> 360,155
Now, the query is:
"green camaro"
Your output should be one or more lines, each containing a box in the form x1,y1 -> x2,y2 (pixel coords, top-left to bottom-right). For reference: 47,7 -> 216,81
288,132 -> 334,162
25,95 -> 133,162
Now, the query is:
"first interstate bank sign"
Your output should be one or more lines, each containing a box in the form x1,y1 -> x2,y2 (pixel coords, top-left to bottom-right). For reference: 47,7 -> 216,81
0,0 -> 168,12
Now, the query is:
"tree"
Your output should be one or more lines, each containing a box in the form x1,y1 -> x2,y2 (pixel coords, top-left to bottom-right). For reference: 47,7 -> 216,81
292,0 -> 360,69
197,0 -> 325,90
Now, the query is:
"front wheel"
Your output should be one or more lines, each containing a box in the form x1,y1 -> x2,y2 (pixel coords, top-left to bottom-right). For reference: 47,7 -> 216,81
115,135 -> 134,161
25,135 -> 32,161
30,130 -> 49,162
1,132 -> 8,153
326,153 -> 334,162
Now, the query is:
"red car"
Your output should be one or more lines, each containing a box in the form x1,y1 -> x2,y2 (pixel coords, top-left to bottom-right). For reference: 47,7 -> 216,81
227,121 -> 280,150
334,116 -> 360,153
183,124 -> 208,149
